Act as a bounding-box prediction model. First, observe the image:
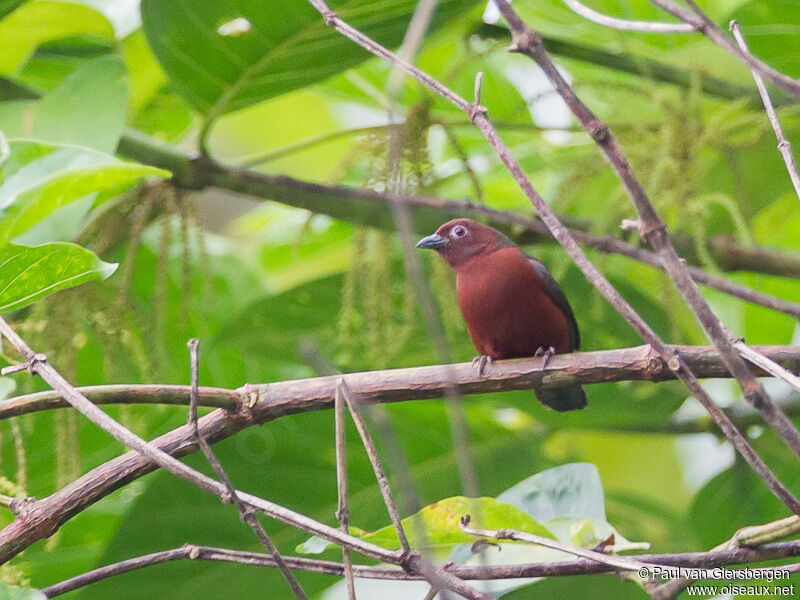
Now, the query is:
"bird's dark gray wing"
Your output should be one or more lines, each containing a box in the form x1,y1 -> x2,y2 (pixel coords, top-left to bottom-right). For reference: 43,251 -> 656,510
527,256 -> 580,351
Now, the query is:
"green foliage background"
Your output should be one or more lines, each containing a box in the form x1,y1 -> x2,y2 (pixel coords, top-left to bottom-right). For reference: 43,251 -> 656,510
0,0 -> 797,598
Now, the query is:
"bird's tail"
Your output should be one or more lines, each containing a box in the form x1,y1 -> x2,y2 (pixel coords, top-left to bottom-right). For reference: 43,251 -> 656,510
535,385 -> 587,412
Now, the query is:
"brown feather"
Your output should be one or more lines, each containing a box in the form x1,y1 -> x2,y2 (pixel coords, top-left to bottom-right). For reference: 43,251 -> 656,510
455,247 -> 571,359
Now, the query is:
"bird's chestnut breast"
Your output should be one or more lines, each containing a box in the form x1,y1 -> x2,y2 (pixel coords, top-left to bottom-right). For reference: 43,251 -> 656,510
454,247 -> 571,359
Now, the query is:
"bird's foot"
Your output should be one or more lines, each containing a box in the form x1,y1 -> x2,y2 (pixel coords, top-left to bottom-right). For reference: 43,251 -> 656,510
471,354 -> 493,377
534,346 -> 556,370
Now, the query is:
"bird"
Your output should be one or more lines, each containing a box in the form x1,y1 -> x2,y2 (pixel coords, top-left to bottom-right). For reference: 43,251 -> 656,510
416,218 -> 586,412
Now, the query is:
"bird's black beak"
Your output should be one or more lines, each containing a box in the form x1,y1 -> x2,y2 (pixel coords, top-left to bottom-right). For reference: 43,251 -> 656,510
416,233 -> 447,250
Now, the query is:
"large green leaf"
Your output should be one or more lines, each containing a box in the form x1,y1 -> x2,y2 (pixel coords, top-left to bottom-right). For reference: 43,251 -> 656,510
0,1 -> 113,74
140,0 -> 478,118
30,55 -> 128,153
0,241 -> 116,312
0,140 -> 169,246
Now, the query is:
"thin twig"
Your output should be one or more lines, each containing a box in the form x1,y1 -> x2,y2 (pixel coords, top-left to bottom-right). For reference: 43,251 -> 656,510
735,341 -> 800,394
384,0 -> 482,500
459,517 -> 655,572
439,123 -> 484,203
334,384 -> 356,600
337,379 -> 411,556
648,0 -> 800,99
562,0 -> 693,33
186,339 -> 308,600
41,537 -> 800,597
729,20 -> 800,204
306,0 -> 800,514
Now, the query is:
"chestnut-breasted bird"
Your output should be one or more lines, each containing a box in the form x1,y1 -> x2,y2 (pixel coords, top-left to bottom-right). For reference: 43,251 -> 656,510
417,218 -> 586,412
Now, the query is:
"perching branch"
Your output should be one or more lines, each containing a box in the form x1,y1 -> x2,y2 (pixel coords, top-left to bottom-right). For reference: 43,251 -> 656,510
305,0 -> 800,516
729,20 -> 800,204
6,344 -> 800,565
2,344 -> 800,421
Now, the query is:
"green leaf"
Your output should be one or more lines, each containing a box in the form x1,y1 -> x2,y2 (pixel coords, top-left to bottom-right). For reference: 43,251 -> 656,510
30,55 -> 128,153
297,496 -> 554,557
0,140 -> 169,246
0,582 -> 46,599
0,1 -> 113,74
0,242 -> 116,312
140,0 -> 478,118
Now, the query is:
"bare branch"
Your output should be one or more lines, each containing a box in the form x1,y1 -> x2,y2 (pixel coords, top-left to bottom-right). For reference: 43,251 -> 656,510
648,0 -> 800,99
729,20 -> 800,204
735,341 -> 800,395
186,339 -> 308,600
459,516 -> 655,572
5,344 -> 800,562
40,538 -> 800,597
0,383 -> 239,419
3,345 -> 799,421
334,384 -> 356,599
0,317 -> 400,565
338,380 -> 411,555
562,0 -> 694,33
650,515 -> 800,599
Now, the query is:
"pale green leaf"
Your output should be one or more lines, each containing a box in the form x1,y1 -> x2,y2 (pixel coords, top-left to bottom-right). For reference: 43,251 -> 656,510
30,55 -> 128,153
0,1 -> 113,74
0,241 -> 116,312
0,140 -> 169,245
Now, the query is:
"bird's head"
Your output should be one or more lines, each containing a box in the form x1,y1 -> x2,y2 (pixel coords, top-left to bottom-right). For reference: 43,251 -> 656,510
416,218 -> 510,268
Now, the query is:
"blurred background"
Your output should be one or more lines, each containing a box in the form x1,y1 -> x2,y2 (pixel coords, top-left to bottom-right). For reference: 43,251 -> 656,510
0,0 -> 798,597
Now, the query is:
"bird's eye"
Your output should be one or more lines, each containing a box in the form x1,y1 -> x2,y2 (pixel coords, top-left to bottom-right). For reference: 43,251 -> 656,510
452,226 -> 467,238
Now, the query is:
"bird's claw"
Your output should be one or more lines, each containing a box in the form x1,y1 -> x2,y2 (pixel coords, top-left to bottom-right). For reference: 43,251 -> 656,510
534,346 -> 555,370
471,354 -> 492,377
